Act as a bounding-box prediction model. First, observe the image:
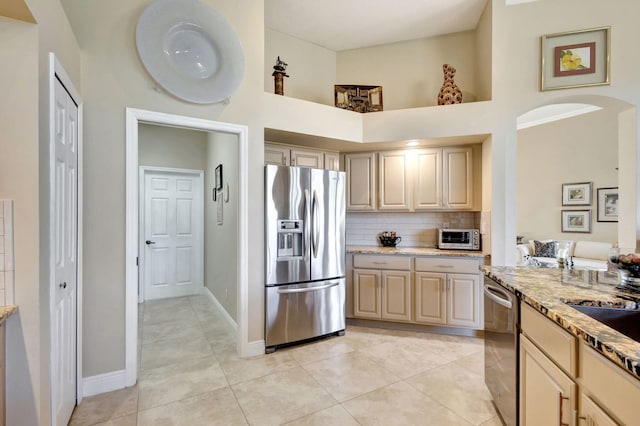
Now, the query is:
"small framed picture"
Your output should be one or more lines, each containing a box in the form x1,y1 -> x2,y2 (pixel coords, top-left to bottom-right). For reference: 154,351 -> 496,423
541,26 -> 610,91
597,187 -> 618,222
561,210 -> 591,233
562,182 -> 592,206
215,164 -> 223,191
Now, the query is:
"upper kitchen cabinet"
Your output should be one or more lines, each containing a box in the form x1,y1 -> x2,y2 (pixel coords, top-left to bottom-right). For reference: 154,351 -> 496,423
414,148 -> 442,209
345,152 -> 376,211
443,146 -> 473,210
378,151 -> 411,211
264,142 -> 340,171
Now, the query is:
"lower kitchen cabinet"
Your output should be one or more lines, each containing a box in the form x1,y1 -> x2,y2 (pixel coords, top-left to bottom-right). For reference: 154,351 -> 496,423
353,268 -> 411,321
414,272 -> 480,328
520,335 -> 577,426
519,302 -> 634,425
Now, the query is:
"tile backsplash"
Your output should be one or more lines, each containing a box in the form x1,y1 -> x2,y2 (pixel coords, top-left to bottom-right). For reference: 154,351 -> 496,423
0,200 -> 14,306
346,211 -> 480,247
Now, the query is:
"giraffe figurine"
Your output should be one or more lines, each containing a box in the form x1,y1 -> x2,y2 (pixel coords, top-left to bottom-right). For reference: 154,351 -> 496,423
437,64 -> 463,105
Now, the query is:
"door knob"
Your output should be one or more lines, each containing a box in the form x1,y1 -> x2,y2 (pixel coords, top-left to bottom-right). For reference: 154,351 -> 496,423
60,282 -> 67,289
145,240 -> 156,245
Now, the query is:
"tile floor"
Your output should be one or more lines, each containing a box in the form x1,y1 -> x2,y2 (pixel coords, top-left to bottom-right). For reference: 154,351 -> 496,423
69,295 -> 503,425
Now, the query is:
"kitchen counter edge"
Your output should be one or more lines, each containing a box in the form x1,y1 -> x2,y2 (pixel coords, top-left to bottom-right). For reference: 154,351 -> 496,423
483,266 -> 640,381
0,305 -> 17,325
347,246 -> 489,258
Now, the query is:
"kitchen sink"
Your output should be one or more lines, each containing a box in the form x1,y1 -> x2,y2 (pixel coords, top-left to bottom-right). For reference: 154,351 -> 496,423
567,304 -> 640,343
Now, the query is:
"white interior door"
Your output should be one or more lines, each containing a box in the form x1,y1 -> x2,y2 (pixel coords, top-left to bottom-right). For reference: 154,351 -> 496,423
52,77 -> 78,426
142,168 -> 204,300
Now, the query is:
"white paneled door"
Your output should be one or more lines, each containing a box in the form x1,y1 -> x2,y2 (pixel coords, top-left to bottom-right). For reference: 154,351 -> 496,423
53,77 -> 78,426
142,168 -> 204,300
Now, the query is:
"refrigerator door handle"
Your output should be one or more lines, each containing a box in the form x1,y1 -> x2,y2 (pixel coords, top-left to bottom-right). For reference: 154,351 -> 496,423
303,189 -> 310,260
312,190 -> 319,258
277,281 -> 340,294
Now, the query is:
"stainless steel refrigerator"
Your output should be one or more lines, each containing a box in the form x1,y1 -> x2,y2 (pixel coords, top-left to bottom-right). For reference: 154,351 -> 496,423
265,165 -> 346,352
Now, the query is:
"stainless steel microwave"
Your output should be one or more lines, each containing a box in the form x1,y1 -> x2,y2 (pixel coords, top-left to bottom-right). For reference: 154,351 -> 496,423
437,228 -> 481,251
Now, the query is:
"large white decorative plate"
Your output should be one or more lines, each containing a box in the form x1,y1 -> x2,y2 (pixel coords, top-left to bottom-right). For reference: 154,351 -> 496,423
136,0 -> 245,104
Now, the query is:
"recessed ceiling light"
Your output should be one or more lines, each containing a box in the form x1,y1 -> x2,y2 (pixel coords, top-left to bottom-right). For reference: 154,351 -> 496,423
407,140 -> 419,147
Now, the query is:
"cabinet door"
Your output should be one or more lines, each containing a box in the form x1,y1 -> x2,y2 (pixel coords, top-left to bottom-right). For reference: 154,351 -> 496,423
265,143 -> 289,166
520,335 -> 577,426
378,151 -> 411,211
447,273 -> 481,328
353,269 -> 381,319
324,152 -> 340,171
291,147 -> 324,169
414,148 -> 442,209
381,270 -> 412,322
580,394 -> 619,426
345,153 -> 376,211
414,272 -> 447,325
443,146 -> 472,209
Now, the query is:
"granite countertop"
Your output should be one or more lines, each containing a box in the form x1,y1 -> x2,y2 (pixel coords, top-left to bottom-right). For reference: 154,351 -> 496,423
347,245 -> 490,258
484,266 -> 640,380
0,305 -> 17,325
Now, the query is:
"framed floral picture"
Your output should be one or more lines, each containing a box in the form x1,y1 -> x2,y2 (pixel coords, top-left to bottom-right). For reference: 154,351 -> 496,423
562,182 -> 592,206
561,210 -> 591,233
541,27 -> 610,91
597,187 -> 618,222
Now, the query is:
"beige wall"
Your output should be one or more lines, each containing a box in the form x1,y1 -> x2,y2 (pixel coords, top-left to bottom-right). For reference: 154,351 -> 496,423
1,0 -> 82,423
517,109 -> 618,243
61,0 -> 266,377
264,28 -> 336,105
337,31 -> 480,110
205,132 -> 238,320
138,124 -> 207,170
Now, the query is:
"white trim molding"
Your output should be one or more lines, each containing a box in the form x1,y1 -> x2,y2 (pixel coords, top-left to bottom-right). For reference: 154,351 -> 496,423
204,287 -> 237,332
82,370 -> 127,397
125,108 -> 250,388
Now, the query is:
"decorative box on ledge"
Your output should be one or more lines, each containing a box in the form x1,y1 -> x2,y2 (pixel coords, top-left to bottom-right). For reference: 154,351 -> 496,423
335,85 -> 383,113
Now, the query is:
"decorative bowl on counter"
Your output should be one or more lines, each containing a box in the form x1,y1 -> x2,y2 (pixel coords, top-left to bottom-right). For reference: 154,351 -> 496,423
610,252 -> 640,288
379,231 -> 401,247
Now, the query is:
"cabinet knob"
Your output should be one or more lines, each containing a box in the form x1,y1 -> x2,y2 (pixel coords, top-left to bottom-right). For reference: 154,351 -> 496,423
60,282 -> 67,289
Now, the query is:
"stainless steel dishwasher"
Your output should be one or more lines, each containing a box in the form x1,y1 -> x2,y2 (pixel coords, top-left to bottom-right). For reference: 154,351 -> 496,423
484,276 -> 520,426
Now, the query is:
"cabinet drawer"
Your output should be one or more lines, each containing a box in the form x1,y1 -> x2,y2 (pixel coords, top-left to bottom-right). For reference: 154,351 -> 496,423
580,343 -> 638,425
415,257 -> 480,274
521,303 -> 577,377
353,255 -> 411,270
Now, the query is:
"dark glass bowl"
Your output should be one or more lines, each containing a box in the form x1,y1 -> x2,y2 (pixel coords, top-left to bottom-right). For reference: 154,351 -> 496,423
379,236 -> 401,247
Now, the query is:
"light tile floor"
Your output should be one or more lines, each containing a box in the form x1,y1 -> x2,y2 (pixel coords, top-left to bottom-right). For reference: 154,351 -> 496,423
69,295 -> 503,425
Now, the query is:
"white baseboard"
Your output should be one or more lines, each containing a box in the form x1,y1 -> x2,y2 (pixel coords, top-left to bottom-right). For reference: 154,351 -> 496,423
203,287 -> 238,331
245,339 -> 266,357
83,370 -> 126,397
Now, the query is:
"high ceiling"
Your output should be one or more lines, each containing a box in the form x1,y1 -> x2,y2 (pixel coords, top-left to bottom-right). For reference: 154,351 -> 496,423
265,0 -> 489,51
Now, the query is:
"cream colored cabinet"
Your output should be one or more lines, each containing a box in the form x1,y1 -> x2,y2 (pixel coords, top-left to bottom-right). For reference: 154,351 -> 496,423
265,143 -> 290,166
378,150 -> 411,211
291,147 -> 324,168
345,152 -> 376,211
520,335 -> 577,426
414,148 -> 442,209
519,302 -> 633,425
264,143 -> 338,170
414,272 -> 446,324
414,272 -> 480,328
352,255 -> 412,322
414,257 -> 482,329
324,152 -> 340,171
443,146 -> 473,209
579,394 -> 618,426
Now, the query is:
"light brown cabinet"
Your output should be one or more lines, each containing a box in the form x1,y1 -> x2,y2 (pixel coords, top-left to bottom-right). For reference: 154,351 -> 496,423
345,152 -> 376,211
443,146 -> 473,209
414,272 -> 481,328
